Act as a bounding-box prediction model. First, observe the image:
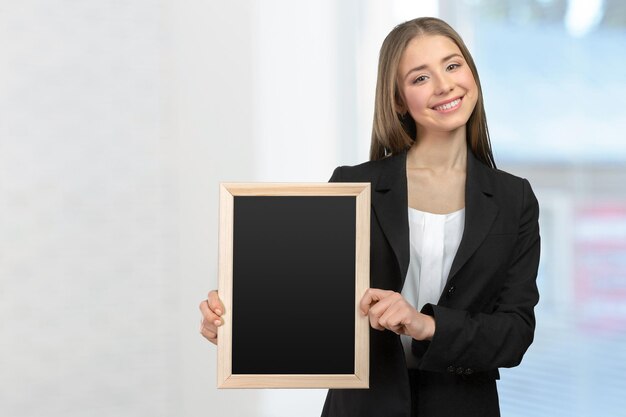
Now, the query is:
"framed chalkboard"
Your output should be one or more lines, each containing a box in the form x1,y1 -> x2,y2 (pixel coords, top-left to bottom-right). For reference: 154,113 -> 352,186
217,183 -> 370,388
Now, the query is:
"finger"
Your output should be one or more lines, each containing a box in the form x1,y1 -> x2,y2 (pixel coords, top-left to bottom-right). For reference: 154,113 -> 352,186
367,300 -> 393,330
199,322 -> 217,339
365,292 -> 404,331
368,292 -> 403,319
199,299 -> 223,327
200,316 -> 219,333
360,288 -> 394,315
199,314 -> 220,340
378,303 -> 410,331
368,311 -> 385,331
367,291 -> 411,330
200,324 -> 218,345
380,317 -> 404,335
208,290 -> 225,316
380,303 -> 418,336
371,299 -> 403,332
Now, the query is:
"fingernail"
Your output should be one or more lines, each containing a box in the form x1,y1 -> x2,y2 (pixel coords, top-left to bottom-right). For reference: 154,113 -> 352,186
214,319 -> 221,326
215,309 -> 222,315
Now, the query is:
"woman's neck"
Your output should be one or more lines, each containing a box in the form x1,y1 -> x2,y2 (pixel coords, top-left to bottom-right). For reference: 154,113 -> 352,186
407,127 -> 467,172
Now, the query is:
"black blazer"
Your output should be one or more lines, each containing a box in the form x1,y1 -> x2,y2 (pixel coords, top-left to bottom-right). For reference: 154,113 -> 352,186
321,150 -> 540,417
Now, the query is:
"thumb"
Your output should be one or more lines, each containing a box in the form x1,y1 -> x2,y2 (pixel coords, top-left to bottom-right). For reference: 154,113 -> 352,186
208,290 -> 225,316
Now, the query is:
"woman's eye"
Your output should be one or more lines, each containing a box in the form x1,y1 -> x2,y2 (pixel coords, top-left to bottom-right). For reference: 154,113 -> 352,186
446,63 -> 460,71
413,75 -> 428,84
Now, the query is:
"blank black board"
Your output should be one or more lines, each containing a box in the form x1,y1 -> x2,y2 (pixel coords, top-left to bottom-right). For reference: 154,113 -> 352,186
232,196 -> 356,374
217,182 -> 370,388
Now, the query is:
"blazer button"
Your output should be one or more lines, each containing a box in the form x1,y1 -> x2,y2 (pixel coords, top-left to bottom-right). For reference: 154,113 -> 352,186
447,366 -> 456,374
455,367 -> 464,375
464,368 -> 474,375
446,285 -> 456,298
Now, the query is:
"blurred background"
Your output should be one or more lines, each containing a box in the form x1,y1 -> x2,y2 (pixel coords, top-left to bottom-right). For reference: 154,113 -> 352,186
1,0 -> 625,416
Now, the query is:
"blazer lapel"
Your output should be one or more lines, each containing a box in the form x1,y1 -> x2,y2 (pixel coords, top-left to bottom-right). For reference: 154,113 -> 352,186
446,151 -> 499,283
371,152 -> 410,288
370,149 -> 498,290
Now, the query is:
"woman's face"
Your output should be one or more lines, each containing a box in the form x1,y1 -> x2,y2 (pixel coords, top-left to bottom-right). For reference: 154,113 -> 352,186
396,35 -> 478,136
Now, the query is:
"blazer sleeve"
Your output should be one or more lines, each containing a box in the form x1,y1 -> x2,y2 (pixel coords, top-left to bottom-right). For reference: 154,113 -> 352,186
328,166 -> 343,183
418,178 -> 540,374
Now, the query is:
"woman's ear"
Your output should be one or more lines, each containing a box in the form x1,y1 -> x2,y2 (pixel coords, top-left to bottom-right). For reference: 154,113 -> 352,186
394,90 -> 407,115
394,104 -> 407,116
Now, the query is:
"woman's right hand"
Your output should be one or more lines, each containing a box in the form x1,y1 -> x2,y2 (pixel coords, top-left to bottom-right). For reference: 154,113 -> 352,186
199,290 -> 224,345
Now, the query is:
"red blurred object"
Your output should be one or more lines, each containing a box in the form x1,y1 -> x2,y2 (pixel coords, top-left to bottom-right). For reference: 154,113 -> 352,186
574,203 -> 626,332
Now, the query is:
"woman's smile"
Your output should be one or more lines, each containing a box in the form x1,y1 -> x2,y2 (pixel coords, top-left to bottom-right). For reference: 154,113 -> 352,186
431,96 -> 463,113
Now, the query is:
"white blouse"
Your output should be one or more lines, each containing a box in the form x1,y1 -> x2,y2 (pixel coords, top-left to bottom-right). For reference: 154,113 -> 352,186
400,206 -> 465,369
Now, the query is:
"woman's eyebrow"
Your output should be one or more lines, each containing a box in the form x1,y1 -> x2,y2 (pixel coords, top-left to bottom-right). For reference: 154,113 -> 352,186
404,53 -> 464,80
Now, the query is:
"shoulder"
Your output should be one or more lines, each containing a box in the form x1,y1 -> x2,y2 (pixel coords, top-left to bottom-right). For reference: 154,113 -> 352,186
482,165 -> 539,216
490,166 -> 528,190
329,152 -> 405,183
491,166 -> 536,196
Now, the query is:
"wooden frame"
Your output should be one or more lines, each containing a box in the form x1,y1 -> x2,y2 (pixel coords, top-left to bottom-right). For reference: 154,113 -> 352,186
217,183 -> 370,388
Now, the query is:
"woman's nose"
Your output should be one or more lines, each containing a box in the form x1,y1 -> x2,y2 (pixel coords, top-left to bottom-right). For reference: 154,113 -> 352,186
434,74 -> 453,95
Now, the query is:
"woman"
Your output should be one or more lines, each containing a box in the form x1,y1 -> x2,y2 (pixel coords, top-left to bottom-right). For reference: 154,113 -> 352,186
200,17 -> 540,417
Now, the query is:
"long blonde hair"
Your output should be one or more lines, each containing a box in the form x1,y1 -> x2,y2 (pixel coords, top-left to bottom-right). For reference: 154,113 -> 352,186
370,17 -> 496,168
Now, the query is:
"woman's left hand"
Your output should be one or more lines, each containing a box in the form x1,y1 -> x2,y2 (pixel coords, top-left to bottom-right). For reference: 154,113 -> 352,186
360,288 -> 435,341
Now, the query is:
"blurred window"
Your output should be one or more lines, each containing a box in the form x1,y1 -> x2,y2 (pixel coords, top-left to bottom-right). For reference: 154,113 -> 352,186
363,1 -> 626,415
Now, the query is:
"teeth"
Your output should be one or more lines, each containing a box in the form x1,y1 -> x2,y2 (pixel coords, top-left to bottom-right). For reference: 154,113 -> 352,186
434,98 -> 460,111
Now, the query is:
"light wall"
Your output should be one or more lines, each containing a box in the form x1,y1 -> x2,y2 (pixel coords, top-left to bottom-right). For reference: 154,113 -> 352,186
3,1 -> 625,416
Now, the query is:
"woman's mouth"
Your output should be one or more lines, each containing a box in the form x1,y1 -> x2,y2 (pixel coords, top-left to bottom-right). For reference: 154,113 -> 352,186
432,97 -> 462,112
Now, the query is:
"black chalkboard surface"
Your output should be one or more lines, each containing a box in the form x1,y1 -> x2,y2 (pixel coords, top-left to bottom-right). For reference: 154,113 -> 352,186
217,183 -> 370,389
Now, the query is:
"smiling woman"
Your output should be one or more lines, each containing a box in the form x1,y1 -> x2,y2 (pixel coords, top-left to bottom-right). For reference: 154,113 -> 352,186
316,20 -> 539,417
200,16 -> 540,417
